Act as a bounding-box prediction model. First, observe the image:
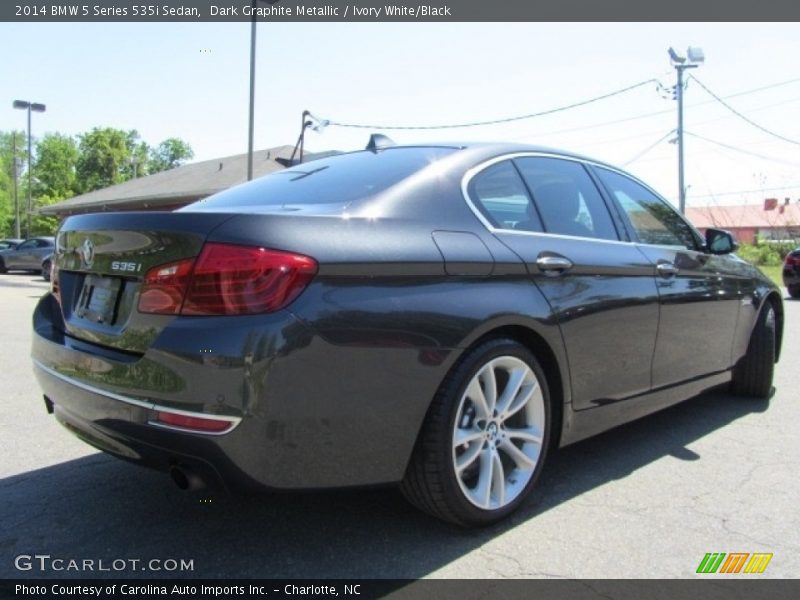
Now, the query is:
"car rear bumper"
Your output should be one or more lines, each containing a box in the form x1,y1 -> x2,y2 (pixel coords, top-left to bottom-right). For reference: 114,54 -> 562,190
782,267 -> 800,287
32,354 -> 285,492
31,292 -> 447,491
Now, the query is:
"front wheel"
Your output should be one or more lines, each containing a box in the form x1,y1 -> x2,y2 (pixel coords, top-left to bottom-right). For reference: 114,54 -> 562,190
730,304 -> 776,398
788,284 -> 800,299
0,258 -> 6,274
401,338 -> 551,526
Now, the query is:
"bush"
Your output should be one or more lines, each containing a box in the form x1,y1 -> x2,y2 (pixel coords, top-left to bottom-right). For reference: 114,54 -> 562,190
737,238 -> 795,266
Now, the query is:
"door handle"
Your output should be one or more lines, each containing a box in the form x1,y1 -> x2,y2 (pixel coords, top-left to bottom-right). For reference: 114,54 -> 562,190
656,262 -> 679,278
536,255 -> 573,276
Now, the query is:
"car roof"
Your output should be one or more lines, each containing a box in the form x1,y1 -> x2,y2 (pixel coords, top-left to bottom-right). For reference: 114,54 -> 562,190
348,141 -> 621,173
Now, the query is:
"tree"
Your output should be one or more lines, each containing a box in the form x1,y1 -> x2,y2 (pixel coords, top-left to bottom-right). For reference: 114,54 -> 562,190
34,133 -> 79,200
124,130 -> 150,180
75,127 -> 134,193
27,133 -> 79,235
148,138 -> 194,174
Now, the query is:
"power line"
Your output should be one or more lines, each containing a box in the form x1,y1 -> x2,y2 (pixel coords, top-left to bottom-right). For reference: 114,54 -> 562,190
688,95 -> 800,130
621,130 -> 676,166
507,75 -> 800,141
723,76 -> 800,100
685,131 -> 800,168
321,79 -> 658,130
678,183 -> 800,200
689,75 -> 800,146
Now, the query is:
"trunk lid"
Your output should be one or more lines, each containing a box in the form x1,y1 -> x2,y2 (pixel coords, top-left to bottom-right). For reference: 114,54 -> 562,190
54,212 -> 236,354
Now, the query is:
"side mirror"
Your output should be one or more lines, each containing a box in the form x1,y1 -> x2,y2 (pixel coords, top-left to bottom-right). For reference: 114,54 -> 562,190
705,228 -> 739,255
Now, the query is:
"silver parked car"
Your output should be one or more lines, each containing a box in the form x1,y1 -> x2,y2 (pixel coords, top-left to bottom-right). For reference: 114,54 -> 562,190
0,237 -> 55,275
0,238 -> 23,251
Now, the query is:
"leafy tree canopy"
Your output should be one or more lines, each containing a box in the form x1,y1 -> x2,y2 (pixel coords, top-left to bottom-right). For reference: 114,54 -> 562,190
0,127 -> 194,237
148,138 -> 194,174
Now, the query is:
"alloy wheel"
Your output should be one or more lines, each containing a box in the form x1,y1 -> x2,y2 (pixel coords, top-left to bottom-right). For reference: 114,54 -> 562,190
452,356 -> 545,510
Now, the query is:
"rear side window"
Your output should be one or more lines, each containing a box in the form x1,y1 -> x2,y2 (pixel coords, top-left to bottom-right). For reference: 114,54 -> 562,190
514,157 -> 619,241
468,161 -> 541,231
595,167 -> 699,250
186,147 -> 456,210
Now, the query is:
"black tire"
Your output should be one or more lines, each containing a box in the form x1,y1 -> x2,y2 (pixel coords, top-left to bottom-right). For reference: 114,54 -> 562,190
788,284 -> 800,299
401,338 -> 551,527
0,258 -> 6,274
730,303 -> 776,398
41,260 -> 51,282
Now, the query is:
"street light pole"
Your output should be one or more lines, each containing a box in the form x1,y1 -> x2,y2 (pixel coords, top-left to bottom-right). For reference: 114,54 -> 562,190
13,100 -> 46,238
668,47 -> 703,215
247,1 -> 281,181
676,64 -> 689,216
247,0 -> 257,181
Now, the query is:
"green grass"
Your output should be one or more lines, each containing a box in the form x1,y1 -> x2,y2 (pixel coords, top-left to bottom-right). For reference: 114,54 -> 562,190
757,265 -> 783,288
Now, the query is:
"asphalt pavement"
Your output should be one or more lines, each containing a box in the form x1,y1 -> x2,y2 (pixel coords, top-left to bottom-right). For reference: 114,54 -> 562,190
1,271 -> 797,579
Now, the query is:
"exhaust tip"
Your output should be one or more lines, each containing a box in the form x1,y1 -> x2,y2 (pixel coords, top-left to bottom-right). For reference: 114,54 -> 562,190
169,465 -> 206,491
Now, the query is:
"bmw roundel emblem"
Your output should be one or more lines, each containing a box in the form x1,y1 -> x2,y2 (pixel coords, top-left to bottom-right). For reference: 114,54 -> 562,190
81,238 -> 94,269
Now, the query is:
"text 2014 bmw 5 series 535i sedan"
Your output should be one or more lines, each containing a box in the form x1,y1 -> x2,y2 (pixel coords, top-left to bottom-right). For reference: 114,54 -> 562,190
32,142 -> 783,526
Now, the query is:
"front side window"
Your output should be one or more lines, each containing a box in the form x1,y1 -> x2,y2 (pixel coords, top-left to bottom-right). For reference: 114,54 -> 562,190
514,157 -> 618,241
468,160 -> 541,232
595,167 -> 699,250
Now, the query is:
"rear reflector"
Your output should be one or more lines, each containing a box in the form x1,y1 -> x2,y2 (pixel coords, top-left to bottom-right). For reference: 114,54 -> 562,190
153,410 -> 235,433
138,243 -> 317,315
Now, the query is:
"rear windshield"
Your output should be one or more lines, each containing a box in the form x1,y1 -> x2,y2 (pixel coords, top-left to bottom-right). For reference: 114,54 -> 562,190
185,147 -> 457,210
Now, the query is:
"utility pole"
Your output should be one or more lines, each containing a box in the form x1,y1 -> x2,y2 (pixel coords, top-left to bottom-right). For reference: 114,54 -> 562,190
668,47 -> 704,215
676,65 -> 689,216
247,0 -> 257,181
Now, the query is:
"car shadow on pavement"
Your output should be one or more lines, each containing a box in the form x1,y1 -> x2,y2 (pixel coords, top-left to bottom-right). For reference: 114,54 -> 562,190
0,386 -> 769,579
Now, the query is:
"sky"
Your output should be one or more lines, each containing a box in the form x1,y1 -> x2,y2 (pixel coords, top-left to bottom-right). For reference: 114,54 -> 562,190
2,21 -> 799,208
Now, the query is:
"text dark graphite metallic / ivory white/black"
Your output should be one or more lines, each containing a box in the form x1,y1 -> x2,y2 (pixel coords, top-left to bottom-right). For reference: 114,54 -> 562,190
31,142 -> 783,526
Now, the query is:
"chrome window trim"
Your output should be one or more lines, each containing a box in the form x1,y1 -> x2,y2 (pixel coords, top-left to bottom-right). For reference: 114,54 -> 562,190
33,359 -> 241,436
590,162 -> 705,250
461,151 -> 698,248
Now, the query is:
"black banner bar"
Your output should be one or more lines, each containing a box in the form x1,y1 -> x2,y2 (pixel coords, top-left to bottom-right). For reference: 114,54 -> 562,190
2,580 -> 800,600
2,0 -> 800,22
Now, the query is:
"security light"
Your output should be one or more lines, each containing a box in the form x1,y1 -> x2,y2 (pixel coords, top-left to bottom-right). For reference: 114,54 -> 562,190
668,47 -> 685,64
686,47 -> 705,64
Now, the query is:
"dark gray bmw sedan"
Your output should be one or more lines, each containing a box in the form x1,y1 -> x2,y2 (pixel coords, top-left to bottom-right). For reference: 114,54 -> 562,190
31,142 -> 782,526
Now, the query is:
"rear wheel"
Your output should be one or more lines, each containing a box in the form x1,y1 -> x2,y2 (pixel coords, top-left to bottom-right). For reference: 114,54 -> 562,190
0,258 -> 6,273
788,284 -> 800,299
730,304 -> 776,398
401,338 -> 551,526
41,260 -> 51,282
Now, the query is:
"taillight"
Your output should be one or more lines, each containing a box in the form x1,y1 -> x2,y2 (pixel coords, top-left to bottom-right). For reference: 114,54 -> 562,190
137,243 -> 317,316
138,258 -> 195,315
785,254 -> 800,266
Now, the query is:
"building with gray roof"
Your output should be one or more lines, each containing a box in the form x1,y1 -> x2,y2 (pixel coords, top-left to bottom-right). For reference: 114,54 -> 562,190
41,145 -> 334,216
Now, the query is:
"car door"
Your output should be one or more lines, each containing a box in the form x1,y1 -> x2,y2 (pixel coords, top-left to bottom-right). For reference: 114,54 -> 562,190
32,239 -> 53,268
8,239 -> 38,269
465,155 -> 660,410
592,166 -> 742,387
